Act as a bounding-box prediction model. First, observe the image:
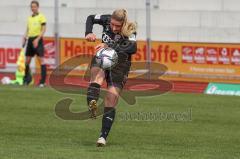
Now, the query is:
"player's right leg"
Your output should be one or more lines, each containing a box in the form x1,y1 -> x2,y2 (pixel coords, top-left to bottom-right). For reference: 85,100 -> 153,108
24,38 -> 35,85
23,56 -> 33,85
96,86 -> 119,147
87,66 -> 105,119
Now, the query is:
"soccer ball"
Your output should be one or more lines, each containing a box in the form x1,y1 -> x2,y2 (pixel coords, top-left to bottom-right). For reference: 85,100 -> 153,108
96,47 -> 118,70
1,76 -> 11,85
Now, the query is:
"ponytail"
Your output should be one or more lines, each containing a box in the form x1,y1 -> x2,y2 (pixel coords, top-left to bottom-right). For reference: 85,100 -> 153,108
111,9 -> 137,37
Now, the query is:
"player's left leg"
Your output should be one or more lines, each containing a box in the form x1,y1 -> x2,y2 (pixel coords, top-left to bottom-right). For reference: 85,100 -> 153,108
24,38 -> 35,85
24,56 -> 33,85
97,86 -> 120,147
87,66 -> 105,118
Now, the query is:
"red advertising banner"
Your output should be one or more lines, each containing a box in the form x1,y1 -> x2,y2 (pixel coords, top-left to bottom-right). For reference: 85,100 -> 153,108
35,37 -> 56,73
231,48 -> 240,65
43,38 -> 56,69
0,35 -> 26,72
59,38 -> 240,83
0,36 -> 56,74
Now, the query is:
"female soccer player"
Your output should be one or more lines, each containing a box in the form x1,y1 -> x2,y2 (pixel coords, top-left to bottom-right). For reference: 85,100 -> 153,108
85,9 -> 137,146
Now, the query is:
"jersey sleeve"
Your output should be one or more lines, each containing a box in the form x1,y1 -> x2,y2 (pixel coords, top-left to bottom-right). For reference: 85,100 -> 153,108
85,14 -> 111,36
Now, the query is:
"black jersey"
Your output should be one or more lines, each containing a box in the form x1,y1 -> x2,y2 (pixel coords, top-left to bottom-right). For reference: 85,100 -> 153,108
85,14 -> 137,57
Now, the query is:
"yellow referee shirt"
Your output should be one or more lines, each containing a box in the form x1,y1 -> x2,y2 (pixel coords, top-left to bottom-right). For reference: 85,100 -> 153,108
27,13 -> 46,37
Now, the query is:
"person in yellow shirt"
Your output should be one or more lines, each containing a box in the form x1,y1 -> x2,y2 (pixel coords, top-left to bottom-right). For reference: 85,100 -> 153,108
22,0 -> 47,87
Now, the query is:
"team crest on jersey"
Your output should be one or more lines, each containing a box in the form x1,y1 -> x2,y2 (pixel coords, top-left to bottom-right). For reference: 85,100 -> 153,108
114,34 -> 122,41
102,33 -> 114,45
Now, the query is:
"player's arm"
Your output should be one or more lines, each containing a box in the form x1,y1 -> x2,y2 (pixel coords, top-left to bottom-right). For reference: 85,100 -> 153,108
113,33 -> 137,55
33,23 -> 46,48
35,23 -> 46,42
22,27 -> 29,47
38,24 -> 46,39
33,15 -> 46,48
85,14 -> 111,42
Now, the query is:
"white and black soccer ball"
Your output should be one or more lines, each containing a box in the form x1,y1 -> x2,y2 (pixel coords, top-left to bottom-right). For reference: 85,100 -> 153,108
96,47 -> 118,70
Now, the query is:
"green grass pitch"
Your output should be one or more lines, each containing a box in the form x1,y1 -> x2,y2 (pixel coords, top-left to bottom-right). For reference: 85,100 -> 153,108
0,85 -> 240,159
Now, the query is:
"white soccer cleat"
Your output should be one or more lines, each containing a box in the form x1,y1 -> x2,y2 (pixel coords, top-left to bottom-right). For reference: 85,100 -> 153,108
96,137 -> 106,147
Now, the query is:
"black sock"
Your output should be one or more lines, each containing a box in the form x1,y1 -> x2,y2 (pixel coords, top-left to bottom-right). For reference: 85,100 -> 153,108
25,64 -> 30,76
100,107 -> 116,139
87,82 -> 100,105
24,64 -> 32,84
40,65 -> 47,84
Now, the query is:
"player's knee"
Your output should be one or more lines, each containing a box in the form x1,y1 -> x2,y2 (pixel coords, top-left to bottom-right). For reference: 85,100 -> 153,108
105,93 -> 119,107
90,78 -> 103,85
90,69 -> 104,84
25,60 -> 31,65
25,56 -> 32,64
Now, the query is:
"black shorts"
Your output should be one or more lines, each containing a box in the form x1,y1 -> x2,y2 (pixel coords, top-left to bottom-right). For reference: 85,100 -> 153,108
91,53 -> 131,89
26,37 -> 44,57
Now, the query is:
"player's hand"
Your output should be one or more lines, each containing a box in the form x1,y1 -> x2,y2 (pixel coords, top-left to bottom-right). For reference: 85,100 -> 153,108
95,43 -> 106,51
86,33 -> 96,42
33,38 -> 39,48
22,36 -> 27,47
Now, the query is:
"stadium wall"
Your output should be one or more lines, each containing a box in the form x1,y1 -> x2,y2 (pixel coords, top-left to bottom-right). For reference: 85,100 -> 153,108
0,0 -> 240,42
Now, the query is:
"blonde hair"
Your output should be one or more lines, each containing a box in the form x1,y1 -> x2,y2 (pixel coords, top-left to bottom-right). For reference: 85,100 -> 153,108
111,9 -> 137,37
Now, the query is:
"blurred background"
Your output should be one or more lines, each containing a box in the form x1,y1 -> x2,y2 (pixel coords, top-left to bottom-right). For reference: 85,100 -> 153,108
1,0 -> 240,42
